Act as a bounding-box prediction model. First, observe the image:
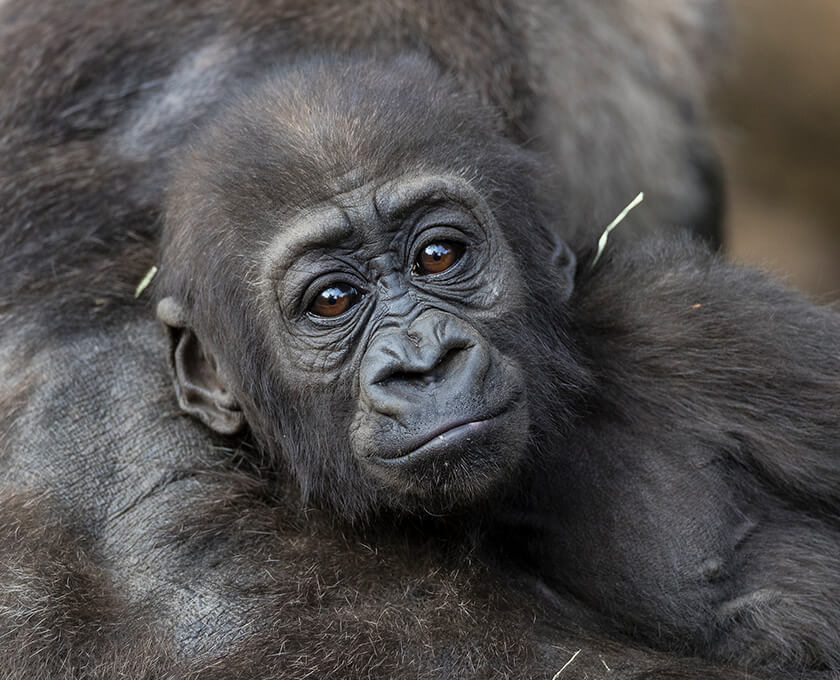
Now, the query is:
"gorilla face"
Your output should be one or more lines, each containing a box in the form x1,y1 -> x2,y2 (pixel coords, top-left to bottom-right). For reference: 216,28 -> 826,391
155,56 -> 582,519
267,173 -> 530,506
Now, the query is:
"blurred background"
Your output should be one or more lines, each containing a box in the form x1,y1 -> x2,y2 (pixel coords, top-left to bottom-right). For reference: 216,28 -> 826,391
714,0 -> 840,300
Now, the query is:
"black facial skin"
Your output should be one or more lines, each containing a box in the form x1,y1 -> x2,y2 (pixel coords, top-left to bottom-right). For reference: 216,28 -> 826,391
274,176 -> 529,492
156,58 -> 840,677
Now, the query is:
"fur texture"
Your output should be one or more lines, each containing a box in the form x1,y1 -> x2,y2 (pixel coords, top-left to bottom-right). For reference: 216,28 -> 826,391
0,1 -> 802,679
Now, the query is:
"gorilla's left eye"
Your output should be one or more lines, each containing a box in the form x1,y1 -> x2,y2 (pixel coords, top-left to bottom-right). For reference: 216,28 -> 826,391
413,241 -> 464,276
309,283 -> 361,318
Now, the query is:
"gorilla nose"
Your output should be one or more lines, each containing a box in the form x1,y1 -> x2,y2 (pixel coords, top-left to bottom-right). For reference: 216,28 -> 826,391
359,313 -> 490,416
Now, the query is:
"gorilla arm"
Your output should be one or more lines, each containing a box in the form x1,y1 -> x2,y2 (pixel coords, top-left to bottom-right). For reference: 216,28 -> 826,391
510,237 -> 840,670
575,238 -> 840,508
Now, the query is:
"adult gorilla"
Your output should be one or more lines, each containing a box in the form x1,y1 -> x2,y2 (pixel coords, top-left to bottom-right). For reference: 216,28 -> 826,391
0,0 -> 725,300
0,0 -> 769,678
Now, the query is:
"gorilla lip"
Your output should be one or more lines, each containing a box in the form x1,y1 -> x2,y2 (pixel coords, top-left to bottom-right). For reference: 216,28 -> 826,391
376,411 -> 509,464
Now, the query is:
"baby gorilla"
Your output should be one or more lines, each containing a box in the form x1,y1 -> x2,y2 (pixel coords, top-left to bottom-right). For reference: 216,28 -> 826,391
155,56 -> 840,676
155,55 -> 574,519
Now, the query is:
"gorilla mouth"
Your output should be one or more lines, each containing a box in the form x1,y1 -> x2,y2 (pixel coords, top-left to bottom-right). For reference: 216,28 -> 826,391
375,407 -> 513,465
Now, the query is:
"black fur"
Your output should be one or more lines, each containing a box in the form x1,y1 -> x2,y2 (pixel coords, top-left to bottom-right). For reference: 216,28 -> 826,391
0,0 -> 725,312
151,56 -> 840,676
2,1 -> 819,679
505,238 -> 840,670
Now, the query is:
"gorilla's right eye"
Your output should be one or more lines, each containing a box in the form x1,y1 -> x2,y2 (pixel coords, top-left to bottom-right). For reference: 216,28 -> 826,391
309,283 -> 361,318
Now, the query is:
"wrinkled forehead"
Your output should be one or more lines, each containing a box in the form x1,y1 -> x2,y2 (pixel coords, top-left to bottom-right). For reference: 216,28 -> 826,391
263,172 -> 495,273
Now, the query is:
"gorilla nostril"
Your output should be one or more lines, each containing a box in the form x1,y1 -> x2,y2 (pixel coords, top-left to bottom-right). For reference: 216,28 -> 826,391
381,370 -> 435,388
431,345 -> 464,379
360,316 -> 486,410
374,345 -> 469,390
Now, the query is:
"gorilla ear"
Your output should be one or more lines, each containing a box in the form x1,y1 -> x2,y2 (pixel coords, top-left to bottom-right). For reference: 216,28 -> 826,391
550,235 -> 577,302
156,297 -> 245,435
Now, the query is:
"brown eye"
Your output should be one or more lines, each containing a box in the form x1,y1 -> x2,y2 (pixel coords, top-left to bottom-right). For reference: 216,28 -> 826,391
413,241 -> 464,276
309,283 -> 360,318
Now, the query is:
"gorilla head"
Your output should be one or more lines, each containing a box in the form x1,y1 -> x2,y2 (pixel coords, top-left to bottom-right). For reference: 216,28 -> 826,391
155,55 -> 587,520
